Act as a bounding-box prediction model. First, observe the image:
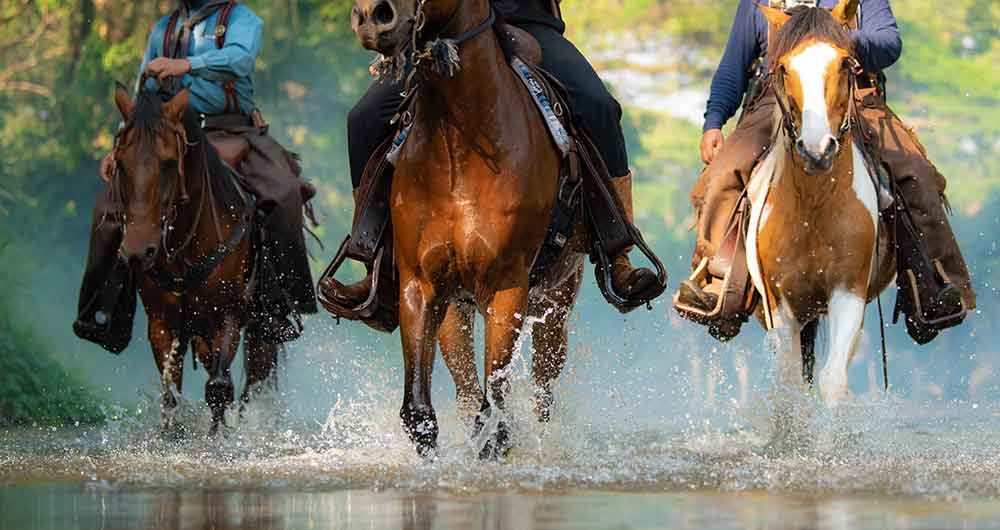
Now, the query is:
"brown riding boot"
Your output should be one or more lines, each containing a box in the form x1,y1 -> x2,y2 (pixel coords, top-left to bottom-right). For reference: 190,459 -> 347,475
318,188 -> 375,308
608,173 -> 660,300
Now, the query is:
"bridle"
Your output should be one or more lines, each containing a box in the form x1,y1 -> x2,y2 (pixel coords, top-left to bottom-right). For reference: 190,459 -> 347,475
372,0 -> 496,81
113,82 -> 254,295
768,53 -> 863,155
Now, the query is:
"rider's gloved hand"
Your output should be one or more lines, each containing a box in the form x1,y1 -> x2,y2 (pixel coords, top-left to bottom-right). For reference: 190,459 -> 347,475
145,58 -> 191,83
700,129 -> 725,165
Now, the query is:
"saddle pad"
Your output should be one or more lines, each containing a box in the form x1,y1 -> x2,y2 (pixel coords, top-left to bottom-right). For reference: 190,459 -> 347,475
510,57 -> 572,157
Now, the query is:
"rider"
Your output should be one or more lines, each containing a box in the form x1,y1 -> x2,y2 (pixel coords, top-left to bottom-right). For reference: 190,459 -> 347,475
74,0 -> 317,350
675,0 -> 975,342
325,0 -> 659,308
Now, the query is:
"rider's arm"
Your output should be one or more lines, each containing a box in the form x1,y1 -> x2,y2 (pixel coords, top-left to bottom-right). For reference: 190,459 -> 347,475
186,6 -> 263,82
852,0 -> 902,72
703,0 -> 763,132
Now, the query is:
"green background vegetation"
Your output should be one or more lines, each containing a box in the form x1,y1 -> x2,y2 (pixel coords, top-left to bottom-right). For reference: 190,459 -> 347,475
0,0 -> 997,420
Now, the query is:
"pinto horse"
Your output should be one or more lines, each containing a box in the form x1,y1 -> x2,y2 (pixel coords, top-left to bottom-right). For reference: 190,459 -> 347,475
110,84 -> 278,433
351,0 -> 585,457
747,0 -> 895,405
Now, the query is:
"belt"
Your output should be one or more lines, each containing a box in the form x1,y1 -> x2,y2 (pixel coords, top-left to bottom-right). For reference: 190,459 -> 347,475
200,113 -> 253,131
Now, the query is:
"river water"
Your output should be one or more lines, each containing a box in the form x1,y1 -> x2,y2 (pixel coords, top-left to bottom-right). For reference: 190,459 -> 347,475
3,361 -> 1000,529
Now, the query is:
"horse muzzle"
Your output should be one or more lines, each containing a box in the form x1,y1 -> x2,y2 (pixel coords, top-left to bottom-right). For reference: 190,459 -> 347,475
795,135 -> 839,175
352,0 -> 405,55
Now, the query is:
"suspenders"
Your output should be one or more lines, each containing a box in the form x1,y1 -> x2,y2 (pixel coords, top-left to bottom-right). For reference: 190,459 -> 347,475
162,1 -> 242,114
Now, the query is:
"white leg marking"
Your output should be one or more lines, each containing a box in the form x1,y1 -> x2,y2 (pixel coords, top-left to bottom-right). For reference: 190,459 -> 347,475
819,289 -> 865,407
789,43 -> 838,154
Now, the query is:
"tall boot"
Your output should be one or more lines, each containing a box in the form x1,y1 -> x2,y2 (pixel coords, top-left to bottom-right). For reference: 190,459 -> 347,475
319,188 -> 373,308
893,200 -> 967,344
608,173 -> 660,300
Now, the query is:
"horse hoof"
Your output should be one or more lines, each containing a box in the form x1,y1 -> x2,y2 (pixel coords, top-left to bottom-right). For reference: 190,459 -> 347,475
401,406 -> 439,458
473,413 -> 512,460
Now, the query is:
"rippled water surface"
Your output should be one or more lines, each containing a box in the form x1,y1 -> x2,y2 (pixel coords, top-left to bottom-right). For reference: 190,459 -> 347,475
4,312 -> 1000,529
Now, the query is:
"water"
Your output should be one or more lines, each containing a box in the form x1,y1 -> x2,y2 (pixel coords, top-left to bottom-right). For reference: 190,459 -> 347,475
4,301 -> 1000,529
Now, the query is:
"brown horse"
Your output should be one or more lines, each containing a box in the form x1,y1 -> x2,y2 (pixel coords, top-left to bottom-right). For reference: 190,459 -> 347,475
746,0 -> 894,404
111,84 -> 278,434
351,0 -> 585,456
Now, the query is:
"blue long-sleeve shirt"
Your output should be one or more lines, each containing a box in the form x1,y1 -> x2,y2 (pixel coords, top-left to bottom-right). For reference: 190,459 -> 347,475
136,0 -> 263,115
703,0 -> 902,132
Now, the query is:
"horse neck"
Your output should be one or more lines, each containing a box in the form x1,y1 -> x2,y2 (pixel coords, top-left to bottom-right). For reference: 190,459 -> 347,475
417,1 -> 510,126
773,131 -> 855,212
168,140 -> 238,258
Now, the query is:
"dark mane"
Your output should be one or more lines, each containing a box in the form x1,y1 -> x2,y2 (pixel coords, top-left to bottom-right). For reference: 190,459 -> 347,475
117,88 -> 243,213
123,89 -> 165,148
491,0 -> 516,62
769,6 -> 853,64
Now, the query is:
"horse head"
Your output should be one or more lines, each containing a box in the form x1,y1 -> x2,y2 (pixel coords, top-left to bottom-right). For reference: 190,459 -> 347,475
111,82 -> 190,270
760,0 -> 859,175
353,0 -> 479,58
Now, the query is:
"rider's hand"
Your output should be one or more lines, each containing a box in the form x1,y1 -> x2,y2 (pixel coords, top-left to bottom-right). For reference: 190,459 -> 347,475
99,153 -> 114,183
700,129 -> 725,165
145,58 -> 191,83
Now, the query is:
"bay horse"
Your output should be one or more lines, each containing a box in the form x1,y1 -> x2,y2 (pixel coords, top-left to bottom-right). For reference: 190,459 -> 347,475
747,0 -> 894,405
110,83 -> 278,434
352,0 -> 585,457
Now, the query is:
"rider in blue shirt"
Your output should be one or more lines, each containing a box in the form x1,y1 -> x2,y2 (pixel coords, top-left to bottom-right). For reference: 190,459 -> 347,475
76,0 -> 317,352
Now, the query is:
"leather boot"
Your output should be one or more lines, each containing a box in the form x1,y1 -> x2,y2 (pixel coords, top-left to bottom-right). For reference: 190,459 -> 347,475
893,204 -> 967,344
609,174 -> 660,300
318,188 -> 375,309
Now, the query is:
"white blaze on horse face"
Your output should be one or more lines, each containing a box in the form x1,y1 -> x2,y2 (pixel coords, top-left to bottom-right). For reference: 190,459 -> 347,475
788,42 -> 839,155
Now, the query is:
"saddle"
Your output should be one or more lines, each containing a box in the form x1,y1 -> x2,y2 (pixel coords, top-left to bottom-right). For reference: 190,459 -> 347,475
318,30 -> 667,331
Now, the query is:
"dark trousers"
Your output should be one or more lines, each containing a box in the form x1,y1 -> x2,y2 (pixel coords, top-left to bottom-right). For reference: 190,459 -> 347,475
347,22 -> 630,188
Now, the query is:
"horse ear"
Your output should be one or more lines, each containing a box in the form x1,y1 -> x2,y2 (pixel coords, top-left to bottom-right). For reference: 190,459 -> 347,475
162,89 -> 189,123
114,82 -> 134,118
831,0 -> 860,25
758,4 -> 791,30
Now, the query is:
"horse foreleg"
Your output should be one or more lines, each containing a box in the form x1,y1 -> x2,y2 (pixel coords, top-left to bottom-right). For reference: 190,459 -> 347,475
202,314 -> 241,434
438,301 -> 481,423
149,316 -> 185,435
801,319 -> 819,386
478,280 -> 530,460
241,323 -> 279,406
530,266 -> 582,423
398,272 -> 447,458
818,289 -> 865,407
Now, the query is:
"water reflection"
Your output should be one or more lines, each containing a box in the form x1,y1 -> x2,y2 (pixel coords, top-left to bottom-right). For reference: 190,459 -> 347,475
3,485 -> 1000,530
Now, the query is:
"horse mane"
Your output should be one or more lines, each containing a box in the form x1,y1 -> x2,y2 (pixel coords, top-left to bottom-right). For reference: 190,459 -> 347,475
769,6 -> 853,64
491,0 -> 517,63
116,88 -> 243,215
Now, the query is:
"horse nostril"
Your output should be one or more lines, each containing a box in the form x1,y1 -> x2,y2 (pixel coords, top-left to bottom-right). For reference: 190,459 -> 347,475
373,0 -> 396,25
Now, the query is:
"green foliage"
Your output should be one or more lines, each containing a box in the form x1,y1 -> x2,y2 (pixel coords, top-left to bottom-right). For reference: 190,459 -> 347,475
0,237 -> 104,426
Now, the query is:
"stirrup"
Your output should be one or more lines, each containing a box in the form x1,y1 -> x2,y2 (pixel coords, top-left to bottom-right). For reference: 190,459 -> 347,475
893,263 -> 966,345
673,259 -> 753,343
